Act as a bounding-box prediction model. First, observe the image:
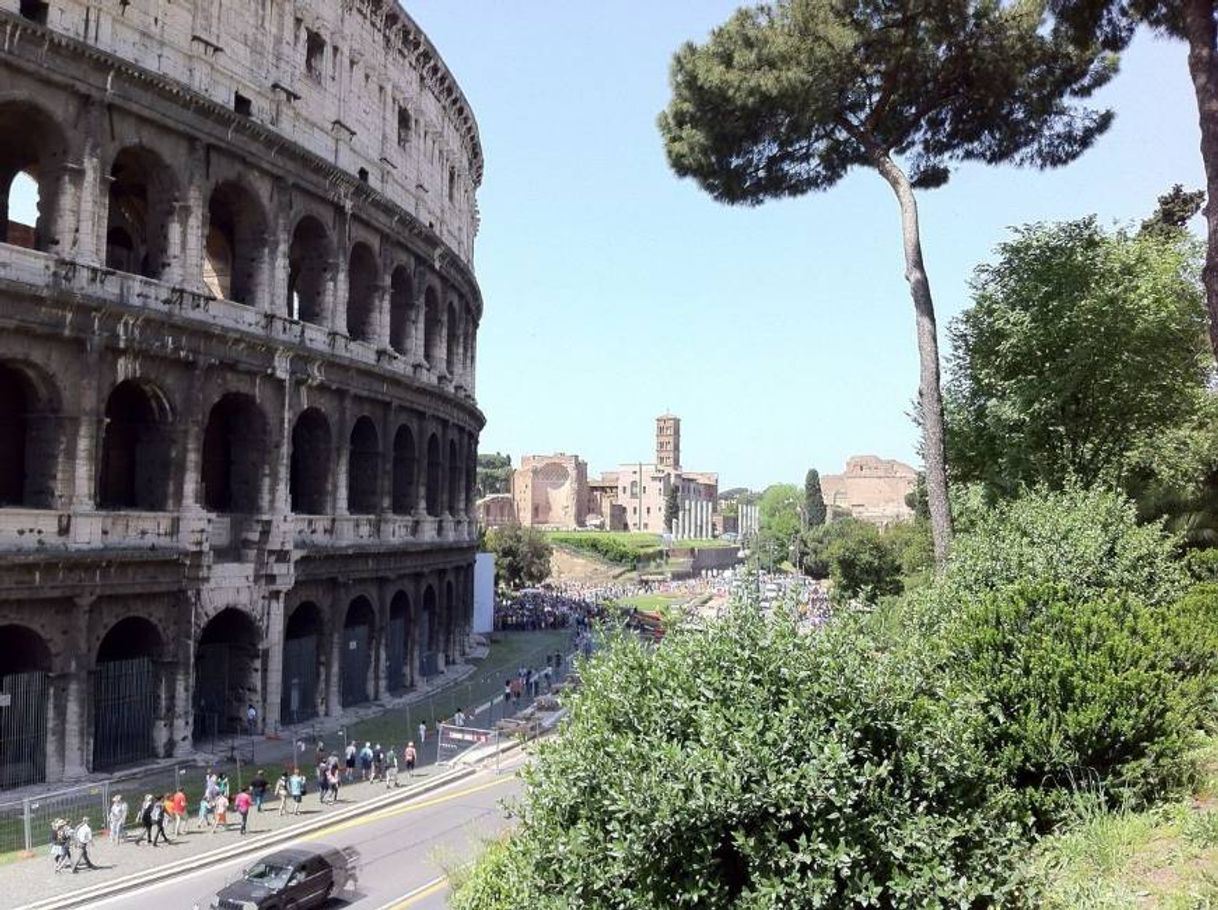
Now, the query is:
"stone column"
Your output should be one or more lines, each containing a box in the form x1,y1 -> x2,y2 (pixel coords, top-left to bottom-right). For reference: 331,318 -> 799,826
333,393 -> 351,518
326,592 -> 343,716
374,582 -> 390,700
69,344 -> 103,510
330,216 -> 351,334
180,141 -> 208,294
63,596 -> 93,778
263,592 -> 285,734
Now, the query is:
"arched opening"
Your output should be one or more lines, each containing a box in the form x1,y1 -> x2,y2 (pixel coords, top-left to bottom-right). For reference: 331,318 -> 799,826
388,267 -> 413,355
423,287 -> 440,369
194,608 -> 261,739
466,439 -> 478,516
106,146 -> 176,279
204,181 -> 266,306
0,624 -> 50,789
281,602 -> 323,725
346,242 -> 378,342
0,362 -> 58,509
392,424 -> 416,515
446,302 -> 459,376
290,408 -> 331,515
341,596 -> 375,707
0,101 -> 67,252
98,380 -> 173,510
201,393 -> 268,514
347,416 -> 380,515
386,591 -> 411,693
419,584 -> 438,678
425,433 -> 441,517
287,215 -> 331,324
448,438 -> 462,516
93,617 -> 162,771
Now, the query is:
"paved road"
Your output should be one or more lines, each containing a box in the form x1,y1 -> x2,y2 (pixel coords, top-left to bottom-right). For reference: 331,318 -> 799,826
85,756 -> 527,910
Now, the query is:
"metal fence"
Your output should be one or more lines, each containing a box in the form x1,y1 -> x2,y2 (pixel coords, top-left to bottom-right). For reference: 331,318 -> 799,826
0,669 -> 48,790
92,657 -> 156,771
281,634 -> 320,725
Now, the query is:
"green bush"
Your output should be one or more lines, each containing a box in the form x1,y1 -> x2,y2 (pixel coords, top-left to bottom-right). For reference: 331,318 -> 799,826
1184,547 -> 1218,583
547,532 -> 662,566
452,605 -> 1026,909
946,583 -> 1210,828
826,520 -> 903,603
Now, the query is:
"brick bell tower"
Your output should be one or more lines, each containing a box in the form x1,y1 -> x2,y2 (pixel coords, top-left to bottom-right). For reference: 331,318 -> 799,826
656,413 -> 681,472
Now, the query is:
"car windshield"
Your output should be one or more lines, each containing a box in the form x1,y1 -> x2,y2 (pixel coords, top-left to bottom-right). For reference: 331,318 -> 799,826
244,862 -> 293,889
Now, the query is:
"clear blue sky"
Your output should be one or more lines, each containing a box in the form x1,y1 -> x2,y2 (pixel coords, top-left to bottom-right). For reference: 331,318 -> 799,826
404,1 -> 1203,492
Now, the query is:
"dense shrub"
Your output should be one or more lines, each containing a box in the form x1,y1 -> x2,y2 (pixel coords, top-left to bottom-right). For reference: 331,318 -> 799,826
452,605 -> 1026,909
548,532 -> 662,566
826,519 -> 903,603
946,583 -> 1213,828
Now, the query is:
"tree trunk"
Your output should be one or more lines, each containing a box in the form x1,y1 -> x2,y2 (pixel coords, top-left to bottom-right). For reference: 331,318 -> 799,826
873,154 -> 953,567
1181,0 -> 1218,365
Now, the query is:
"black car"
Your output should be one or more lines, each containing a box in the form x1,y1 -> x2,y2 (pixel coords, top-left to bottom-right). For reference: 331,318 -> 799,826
210,846 -> 357,910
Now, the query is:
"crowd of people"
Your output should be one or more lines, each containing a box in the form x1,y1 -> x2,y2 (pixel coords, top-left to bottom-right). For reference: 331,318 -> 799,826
493,588 -> 606,631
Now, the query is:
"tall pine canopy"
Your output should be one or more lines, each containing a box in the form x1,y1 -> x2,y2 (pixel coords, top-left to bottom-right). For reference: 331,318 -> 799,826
659,0 -> 1115,565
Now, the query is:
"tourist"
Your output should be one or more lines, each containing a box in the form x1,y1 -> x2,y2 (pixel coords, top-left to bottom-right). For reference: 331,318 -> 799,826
453,708 -> 467,727
385,747 -> 399,788
212,791 -> 228,832
316,758 -> 329,803
195,793 -> 214,831
274,770 -> 290,816
373,743 -> 386,781
326,762 -> 341,802
234,786 -> 253,835
107,794 -> 127,847
71,816 -> 97,872
50,819 -> 70,872
245,702 -> 257,734
250,769 -> 269,812
344,741 -> 357,782
133,794 -> 155,845
151,793 -> 172,845
288,767 -> 306,814
417,722 -> 427,746
404,741 -> 417,777
171,787 -> 188,837
359,742 -> 374,781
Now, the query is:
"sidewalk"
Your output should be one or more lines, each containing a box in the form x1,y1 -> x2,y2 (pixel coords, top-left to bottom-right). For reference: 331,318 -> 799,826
0,637 -> 578,910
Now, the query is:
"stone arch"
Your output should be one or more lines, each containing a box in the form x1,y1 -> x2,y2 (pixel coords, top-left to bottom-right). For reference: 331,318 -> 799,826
425,432 -> 441,517
287,214 -> 331,324
0,360 -> 60,508
423,285 -> 441,369
93,616 -> 163,771
386,590 -> 412,693
281,601 -> 323,725
105,145 -> 178,279
341,596 -> 376,707
204,180 -> 267,306
0,623 -> 51,789
290,407 -> 331,515
346,242 -> 378,342
347,415 -> 380,515
446,301 -> 459,376
98,379 -> 174,511
388,266 -> 413,355
392,424 -> 416,515
0,99 -> 68,252
201,392 -> 269,514
194,607 -> 261,739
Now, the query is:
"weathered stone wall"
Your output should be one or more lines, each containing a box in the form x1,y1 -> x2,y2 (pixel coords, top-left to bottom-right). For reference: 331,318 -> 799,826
0,2 -> 485,789
820,455 -> 917,527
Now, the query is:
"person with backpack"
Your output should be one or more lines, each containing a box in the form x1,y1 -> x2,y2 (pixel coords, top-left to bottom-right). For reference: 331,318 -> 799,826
133,794 -> 155,845
344,741 -> 357,782
250,770 -> 269,813
358,742 -> 374,781
150,794 -> 171,845
50,819 -> 69,872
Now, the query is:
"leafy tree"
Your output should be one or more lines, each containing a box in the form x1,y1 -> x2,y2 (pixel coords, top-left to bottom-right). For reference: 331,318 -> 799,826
1050,0 -> 1218,365
826,518 -> 903,603
476,452 -> 513,497
659,0 -> 1116,566
905,471 -> 930,522
757,483 -> 801,567
452,605 -> 1024,908
946,218 -> 1208,499
803,468 -> 826,527
1139,183 -> 1206,239
483,525 -> 552,591
664,485 -> 680,532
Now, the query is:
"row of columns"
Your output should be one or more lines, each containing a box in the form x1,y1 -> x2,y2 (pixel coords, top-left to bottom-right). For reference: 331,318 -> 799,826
673,498 -> 714,540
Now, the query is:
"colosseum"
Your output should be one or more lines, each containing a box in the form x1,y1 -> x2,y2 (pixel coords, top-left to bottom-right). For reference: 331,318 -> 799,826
0,0 -> 485,789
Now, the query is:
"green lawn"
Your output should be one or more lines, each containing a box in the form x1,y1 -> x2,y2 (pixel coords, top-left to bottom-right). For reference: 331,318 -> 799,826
616,593 -> 686,612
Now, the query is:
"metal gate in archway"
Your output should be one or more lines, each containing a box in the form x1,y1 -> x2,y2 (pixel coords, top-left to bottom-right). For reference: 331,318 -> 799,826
193,642 -> 234,740
280,634 -> 319,725
92,657 -> 155,771
385,616 -> 406,693
0,670 -> 47,789
341,624 -> 370,707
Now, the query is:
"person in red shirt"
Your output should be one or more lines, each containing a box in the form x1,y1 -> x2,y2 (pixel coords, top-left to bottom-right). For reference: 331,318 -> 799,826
234,787 -> 253,835
170,789 -> 187,837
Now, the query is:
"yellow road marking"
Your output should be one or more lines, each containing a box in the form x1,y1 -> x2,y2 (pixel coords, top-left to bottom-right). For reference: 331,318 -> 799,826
302,773 -> 518,840
377,874 -> 449,909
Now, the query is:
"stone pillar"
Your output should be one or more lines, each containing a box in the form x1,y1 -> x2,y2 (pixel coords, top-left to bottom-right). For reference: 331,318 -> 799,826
326,594 -> 343,717
374,278 -> 392,350
69,344 -> 103,510
263,592 -> 285,733
63,596 -> 93,777
374,582 -> 390,700
181,142 -> 209,294
330,216 -> 351,334
333,393 -> 351,517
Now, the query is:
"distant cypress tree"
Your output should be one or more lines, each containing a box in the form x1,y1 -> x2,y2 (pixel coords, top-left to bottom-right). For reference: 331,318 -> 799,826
664,485 -> 680,532
804,469 -> 827,528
